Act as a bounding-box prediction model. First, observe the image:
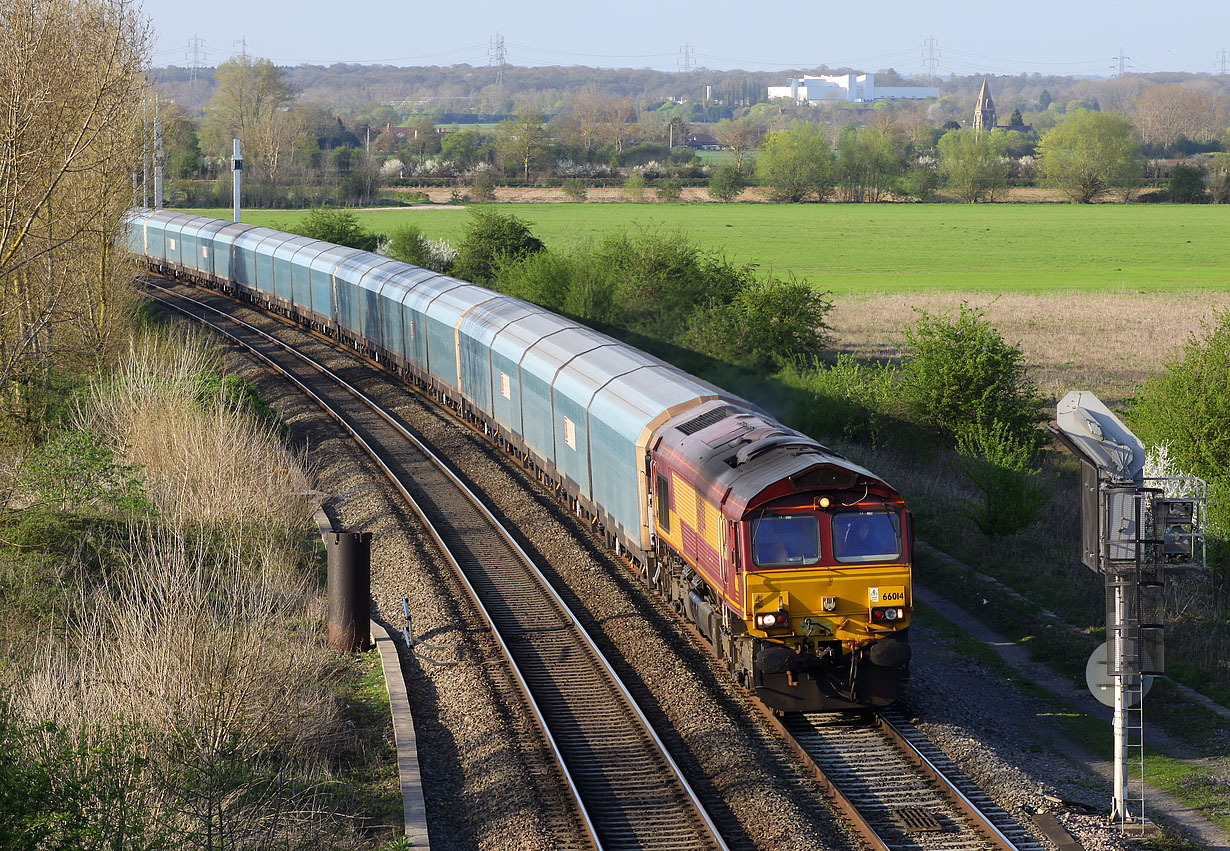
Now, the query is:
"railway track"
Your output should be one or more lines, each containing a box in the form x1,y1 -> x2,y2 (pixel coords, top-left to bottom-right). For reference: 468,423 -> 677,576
764,705 -> 1046,851
144,275 -> 1057,851
142,279 -> 729,851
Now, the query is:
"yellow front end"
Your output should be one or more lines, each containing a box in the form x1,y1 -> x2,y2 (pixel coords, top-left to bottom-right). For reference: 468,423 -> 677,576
744,564 -> 912,647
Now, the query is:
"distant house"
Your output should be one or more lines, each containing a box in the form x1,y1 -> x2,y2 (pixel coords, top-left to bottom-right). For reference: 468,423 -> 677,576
767,73 -> 939,104
686,132 -> 721,150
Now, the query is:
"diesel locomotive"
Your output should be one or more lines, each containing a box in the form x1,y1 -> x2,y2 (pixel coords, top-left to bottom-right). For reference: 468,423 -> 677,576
126,209 -> 913,712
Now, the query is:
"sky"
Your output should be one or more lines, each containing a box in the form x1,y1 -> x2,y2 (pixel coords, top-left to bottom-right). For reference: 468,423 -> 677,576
142,0 -> 1230,77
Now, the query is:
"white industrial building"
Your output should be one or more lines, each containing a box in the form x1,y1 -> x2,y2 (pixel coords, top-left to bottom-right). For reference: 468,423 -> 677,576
767,73 -> 939,104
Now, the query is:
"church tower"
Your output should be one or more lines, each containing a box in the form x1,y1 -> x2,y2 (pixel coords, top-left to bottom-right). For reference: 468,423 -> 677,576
973,78 -> 996,132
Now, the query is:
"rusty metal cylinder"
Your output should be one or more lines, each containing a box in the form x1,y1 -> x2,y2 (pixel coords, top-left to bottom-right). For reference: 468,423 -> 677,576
325,530 -> 371,652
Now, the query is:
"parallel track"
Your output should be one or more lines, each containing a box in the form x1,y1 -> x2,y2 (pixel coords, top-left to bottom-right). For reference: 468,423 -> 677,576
143,279 -> 728,851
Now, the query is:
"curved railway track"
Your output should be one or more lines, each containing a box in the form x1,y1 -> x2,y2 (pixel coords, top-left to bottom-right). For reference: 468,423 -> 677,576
142,278 -> 729,851
144,274 -> 1054,851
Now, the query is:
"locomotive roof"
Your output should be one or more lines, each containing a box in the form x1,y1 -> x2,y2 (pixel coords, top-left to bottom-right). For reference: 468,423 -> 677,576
654,400 -> 894,517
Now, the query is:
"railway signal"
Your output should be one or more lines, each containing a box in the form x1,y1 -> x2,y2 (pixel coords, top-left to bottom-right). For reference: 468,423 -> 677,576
1049,390 -> 1206,832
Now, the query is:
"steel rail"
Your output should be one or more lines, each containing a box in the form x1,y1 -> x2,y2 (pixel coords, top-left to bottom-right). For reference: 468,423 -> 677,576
879,709 -> 1028,851
143,279 -> 729,851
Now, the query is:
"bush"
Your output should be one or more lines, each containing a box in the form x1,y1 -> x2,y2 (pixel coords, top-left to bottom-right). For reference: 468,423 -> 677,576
386,223 -> 435,269
281,207 -> 382,252
955,418 -> 1046,537
655,179 -> 683,202
470,170 -> 496,202
452,208 -> 545,284
561,178 -> 588,201
1129,310 -> 1230,542
622,168 -> 646,201
900,304 -> 1043,453
707,165 -> 745,202
685,276 -> 832,370
1170,164 -> 1207,203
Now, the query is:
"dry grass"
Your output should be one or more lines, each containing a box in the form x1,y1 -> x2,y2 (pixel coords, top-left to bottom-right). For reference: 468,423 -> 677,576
0,330 -> 378,847
74,332 -> 316,556
827,291 -> 1230,407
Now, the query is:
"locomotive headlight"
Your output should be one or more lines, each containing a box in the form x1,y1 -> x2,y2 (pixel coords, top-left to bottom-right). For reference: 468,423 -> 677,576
884,608 -> 898,621
755,610 -> 790,629
818,496 -> 831,509
821,596 -> 837,612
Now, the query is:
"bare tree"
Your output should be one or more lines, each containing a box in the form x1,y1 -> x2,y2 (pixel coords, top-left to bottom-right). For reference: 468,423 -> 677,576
0,0 -> 150,419
713,118 -> 761,173
1134,84 -> 1230,149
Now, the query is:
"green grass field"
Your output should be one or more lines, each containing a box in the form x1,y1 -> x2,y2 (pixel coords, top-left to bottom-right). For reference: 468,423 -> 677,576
185,204 -> 1230,295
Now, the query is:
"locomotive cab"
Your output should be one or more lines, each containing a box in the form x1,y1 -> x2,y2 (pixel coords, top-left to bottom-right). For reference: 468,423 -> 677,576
651,400 -> 914,713
741,498 -> 912,712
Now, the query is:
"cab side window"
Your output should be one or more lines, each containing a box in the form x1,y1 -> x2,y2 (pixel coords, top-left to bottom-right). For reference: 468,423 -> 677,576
656,474 -> 670,533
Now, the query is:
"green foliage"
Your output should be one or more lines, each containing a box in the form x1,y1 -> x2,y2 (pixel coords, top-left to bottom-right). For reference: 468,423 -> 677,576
489,229 -> 831,369
1128,310 -> 1230,541
1037,109 -> 1144,202
469,170 -> 496,202
192,371 -> 283,433
937,129 -> 1009,202
707,164 -> 745,201
834,125 -> 905,202
900,304 -> 1043,452
756,122 -> 833,202
955,418 -> 1046,537
439,129 -> 482,168
622,167 -> 646,201
775,356 -> 905,450
386,223 -> 435,268
0,702 -> 161,850
655,179 -> 683,202
452,208 -> 545,283
283,206 -> 382,251
1170,164 -> 1208,203
13,429 -> 149,516
684,276 -> 832,370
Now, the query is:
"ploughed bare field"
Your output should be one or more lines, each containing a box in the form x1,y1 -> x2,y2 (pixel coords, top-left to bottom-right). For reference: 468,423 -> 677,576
827,291 -> 1230,408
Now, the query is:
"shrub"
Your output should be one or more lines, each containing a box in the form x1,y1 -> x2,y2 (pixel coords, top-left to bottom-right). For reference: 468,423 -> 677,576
452,209 -> 545,284
1169,164 -> 1207,203
282,207 -> 382,251
955,417 -> 1046,537
707,165 -> 745,202
470,170 -> 496,202
900,304 -> 1043,454
622,168 -> 646,201
1128,309 -> 1230,542
655,179 -> 683,202
561,178 -> 588,201
685,276 -> 832,370
386,223 -> 435,269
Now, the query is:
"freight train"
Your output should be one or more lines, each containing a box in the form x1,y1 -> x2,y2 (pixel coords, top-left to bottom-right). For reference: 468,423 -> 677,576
126,209 -> 913,712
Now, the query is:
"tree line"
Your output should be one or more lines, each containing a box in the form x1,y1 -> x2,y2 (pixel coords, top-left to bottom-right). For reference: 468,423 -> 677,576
158,55 -> 1230,208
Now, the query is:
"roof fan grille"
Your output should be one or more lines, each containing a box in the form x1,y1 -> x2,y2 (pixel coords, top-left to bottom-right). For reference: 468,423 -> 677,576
676,405 -> 736,435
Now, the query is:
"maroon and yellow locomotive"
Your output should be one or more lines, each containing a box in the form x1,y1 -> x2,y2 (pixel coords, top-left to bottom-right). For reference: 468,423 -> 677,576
648,401 -> 912,713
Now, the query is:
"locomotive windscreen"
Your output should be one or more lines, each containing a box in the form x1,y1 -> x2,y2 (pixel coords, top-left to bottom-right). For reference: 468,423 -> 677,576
752,514 -> 820,566
832,512 -> 901,563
